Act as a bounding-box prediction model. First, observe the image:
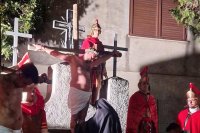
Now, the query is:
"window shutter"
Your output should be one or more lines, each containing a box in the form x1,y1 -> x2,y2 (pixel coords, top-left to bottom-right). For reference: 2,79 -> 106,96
132,0 -> 158,38
161,0 -> 186,41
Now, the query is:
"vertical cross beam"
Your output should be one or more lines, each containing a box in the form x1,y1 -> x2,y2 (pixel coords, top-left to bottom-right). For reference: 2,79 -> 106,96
4,18 -> 32,65
113,34 -> 117,77
73,4 -> 79,51
104,34 -> 128,77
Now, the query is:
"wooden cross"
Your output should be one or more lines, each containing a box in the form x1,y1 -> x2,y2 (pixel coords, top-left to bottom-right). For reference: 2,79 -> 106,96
109,33 -> 128,77
4,17 -> 32,65
31,34 -> 128,77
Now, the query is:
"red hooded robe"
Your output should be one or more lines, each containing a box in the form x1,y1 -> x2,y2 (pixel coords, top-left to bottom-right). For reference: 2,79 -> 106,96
21,87 -> 47,133
177,108 -> 191,131
190,110 -> 200,133
126,91 -> 158,133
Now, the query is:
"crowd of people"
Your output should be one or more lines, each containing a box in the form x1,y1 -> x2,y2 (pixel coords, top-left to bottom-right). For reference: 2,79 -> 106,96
1,19 -> 200,133
0,19 -> 121,133
33,19 -> 121,133
126,66 -> 200,133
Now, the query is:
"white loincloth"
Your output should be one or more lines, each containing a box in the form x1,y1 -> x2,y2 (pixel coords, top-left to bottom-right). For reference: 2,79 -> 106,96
0,125 -> 22,133
68,87 -> 92,115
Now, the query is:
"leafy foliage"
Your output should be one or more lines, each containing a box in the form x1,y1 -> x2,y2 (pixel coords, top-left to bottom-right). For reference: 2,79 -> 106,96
0,0 -> 48,60
170,0 -> 200,38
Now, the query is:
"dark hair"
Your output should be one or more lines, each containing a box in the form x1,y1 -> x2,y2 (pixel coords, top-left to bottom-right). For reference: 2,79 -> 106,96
19,63 -> 39,84
166,122 -> 181,132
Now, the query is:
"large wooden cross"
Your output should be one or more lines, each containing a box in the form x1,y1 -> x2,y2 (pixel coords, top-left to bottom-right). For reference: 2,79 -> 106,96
5,18 -> 32,65
108,33 -> 128,77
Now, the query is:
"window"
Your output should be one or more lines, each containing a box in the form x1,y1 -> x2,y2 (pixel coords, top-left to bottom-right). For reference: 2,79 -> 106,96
129,0 -> 186,41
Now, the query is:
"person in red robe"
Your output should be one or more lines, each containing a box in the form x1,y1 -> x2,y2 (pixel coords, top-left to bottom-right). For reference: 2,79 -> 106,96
22,85 -> 48,133
18,53 -> 49,133
189,108 -> 200,133
177,83 -> 200,132
126,66 -> 158,133
81,19 -> 104,54
81,19 -> 107,105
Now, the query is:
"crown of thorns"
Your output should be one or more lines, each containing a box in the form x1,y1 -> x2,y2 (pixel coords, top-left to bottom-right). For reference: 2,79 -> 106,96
85,48 -> 99,55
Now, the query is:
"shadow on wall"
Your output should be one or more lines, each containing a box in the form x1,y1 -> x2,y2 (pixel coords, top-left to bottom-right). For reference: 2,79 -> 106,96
141,53 -> 200,133
33,0 -> 96,46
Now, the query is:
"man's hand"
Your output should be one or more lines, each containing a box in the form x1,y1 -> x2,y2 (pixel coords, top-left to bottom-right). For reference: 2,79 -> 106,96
38,73 -> 51,84
112,51 -> 122,57
33,44 -> 44,51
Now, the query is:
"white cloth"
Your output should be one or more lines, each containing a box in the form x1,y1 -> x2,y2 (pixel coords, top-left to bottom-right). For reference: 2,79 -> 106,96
189,106 -> 199,114
0,125 -> 22,133
68,87 -> 92,115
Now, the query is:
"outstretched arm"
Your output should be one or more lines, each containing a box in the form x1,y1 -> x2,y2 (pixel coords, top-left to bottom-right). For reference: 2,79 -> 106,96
33,44 -> 72,62
91,50 -> 121,68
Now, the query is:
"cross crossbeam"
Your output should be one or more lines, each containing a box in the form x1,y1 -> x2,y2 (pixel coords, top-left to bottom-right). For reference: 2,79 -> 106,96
4,18 -> 32,65
111,34 -> 128,77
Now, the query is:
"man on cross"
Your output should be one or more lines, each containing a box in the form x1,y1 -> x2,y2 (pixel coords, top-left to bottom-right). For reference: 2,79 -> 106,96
81,19 -> 107,105
33,43 -> 121,133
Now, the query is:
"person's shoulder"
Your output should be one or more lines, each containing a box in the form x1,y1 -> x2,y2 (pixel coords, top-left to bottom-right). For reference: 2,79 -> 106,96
0,74 -> 14,83
192,110 -> 200,117
132,91 -> 140,96
129,91 -> 141,99
148,94 -> 157,103
83,35 -> 93,41
149,94 -> 156,99
178,108 -> 188,115
71,55 -> 84,64
190,110 -> 200,123
83,36 -> 90,41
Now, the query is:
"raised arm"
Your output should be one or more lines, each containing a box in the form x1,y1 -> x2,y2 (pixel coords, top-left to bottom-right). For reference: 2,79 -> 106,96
91,50 -> 121,68
33,44 -> 72,62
